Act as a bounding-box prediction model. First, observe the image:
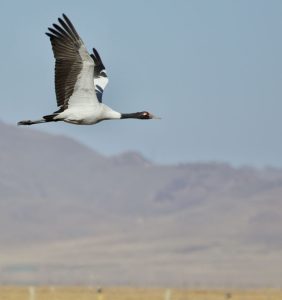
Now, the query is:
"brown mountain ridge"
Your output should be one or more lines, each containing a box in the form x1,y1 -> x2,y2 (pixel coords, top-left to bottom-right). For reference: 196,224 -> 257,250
0,121 -> 281,287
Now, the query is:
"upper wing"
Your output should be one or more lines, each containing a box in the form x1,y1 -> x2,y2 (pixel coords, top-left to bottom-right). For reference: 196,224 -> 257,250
90,48 -> 109,103
46,14 -> 99,110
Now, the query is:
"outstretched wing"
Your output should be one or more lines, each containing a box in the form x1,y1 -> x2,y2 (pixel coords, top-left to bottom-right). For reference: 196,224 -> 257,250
46,14 -> 99,110
90,48 -> 109,103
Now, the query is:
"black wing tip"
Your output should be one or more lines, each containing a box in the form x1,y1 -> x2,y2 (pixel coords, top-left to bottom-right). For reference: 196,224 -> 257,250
61,13 -> 79,39
93,48 -> 101,60
57,13 -> 69,25
45,32 -> 53,38
58,17 -> 64,24
62,13 -> 68,20
45,13 -> 79,41
92,48 -> 105,68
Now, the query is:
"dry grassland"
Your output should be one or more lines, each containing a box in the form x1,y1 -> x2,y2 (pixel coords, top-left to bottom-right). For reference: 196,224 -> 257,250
0,286 -> 281,300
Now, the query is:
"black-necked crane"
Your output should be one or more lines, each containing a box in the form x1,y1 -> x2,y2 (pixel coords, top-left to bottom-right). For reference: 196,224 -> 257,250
18,14 -> 159,126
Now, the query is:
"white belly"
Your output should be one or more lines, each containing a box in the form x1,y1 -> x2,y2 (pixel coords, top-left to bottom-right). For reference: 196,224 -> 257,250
54,103 -> 121,125
56,106 -> 101,125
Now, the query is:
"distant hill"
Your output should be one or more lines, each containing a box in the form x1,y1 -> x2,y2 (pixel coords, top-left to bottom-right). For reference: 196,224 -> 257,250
0,121 -> 281,287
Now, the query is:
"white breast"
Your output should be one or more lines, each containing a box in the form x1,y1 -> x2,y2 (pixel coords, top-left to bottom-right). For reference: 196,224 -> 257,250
56,103 -> 121,125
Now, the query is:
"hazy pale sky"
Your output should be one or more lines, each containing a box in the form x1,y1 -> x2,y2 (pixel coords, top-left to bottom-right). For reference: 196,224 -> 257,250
1,0 -> 282,166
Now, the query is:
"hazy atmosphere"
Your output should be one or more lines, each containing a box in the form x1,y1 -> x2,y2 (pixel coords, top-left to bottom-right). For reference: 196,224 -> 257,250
0,0 -> 282,292
1,0 -> 282,166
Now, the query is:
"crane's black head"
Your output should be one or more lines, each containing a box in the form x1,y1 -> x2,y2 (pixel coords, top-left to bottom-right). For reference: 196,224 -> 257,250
138,111 -> 153,119
121,111 -> 160,120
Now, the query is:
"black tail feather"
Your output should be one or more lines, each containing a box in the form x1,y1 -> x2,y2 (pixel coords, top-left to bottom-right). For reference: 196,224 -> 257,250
43,114 -> 58,122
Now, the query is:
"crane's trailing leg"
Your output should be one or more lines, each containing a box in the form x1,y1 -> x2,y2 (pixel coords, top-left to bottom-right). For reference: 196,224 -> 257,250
17,114 -> 58,125
18,119 -> 47,125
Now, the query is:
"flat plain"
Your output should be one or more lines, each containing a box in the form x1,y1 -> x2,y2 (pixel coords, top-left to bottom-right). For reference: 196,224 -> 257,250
0,287 -> 281,300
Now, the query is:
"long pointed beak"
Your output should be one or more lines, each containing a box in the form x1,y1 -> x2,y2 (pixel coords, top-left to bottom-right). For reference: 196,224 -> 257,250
150,113 -> 161,120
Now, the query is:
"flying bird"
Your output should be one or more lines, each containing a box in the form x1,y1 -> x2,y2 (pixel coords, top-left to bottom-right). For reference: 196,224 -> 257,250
18,14 -> 158,126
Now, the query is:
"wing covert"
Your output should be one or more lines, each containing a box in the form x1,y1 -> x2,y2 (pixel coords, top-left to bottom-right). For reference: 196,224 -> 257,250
46,14 -> 96,110
90,48 -> 109,102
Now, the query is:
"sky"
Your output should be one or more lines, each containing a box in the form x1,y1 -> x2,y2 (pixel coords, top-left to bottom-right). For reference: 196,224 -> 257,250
1,0 -> 282,166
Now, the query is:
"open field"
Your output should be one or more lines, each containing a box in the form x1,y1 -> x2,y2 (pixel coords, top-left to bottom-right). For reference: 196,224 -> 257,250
0,287 -> 281,300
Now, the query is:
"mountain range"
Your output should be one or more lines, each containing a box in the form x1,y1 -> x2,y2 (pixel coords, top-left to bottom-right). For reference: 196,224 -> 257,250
0,121 -> 281,287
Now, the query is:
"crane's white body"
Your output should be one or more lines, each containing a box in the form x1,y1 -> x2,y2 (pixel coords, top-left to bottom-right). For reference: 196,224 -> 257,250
56,104 -> 121,125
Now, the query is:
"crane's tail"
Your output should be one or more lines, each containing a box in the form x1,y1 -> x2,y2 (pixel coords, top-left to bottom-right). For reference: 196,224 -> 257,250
17,114 -> 58,126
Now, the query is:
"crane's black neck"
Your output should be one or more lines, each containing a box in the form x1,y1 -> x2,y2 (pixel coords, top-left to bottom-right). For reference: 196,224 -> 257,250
121,112 -> 140,119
